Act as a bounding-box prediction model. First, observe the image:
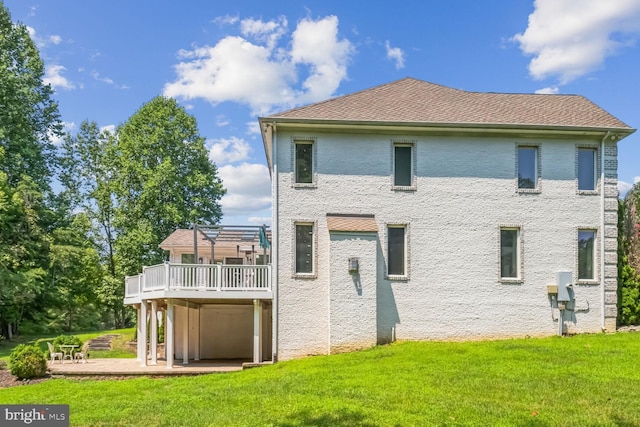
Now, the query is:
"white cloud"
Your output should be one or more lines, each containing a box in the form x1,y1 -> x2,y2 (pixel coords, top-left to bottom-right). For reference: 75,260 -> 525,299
619,180 -> 633,197
216,115 -> 230,127
246,121 -> 261,135
49,121 -> 76,145
49,35 -> 62,45
26,26 -> 62,48
91,71 -> 129,89
213,15 -> 239,26
535,86 -> 559,94
208,137 -> 251,165
248,216 -> 272,226
218,163 -> 271,216
100,124 -> 116,135
44,65 -> 75,90
385,40 -> 405,69
513,0 -> 640,84
290,16 -> 355,104
164,15 -> 354,115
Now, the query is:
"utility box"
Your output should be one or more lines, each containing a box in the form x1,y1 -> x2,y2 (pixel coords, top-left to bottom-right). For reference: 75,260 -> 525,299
557,271 -> 573,302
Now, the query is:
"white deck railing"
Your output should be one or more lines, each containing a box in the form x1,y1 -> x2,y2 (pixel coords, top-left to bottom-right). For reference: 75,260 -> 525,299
125,263 -> 271,299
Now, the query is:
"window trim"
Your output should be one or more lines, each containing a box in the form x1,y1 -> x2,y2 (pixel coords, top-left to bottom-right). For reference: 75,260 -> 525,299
391,140 -> 417,191
516,144 -> 541,193
499,225 -> 523,283
291,137 -> 317,188
292,220 -> 317,278
576,228 -> 598,284
576,145 -> 600,194
386,223 -> 409,280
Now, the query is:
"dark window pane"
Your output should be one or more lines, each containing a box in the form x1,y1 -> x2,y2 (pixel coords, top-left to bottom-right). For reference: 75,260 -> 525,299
394,146 -> 412,186
388,227 -> 405,275
181,253 -> 195,264
518,147 -> 537,189
578,149 -> 596,190
578,231 -> 595,279
500,229 -> 518,278
295,224 -> 313,273
295,144 -> 313,183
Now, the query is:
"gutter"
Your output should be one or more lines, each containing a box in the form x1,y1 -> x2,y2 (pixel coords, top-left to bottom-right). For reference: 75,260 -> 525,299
271,122 -> 279,362
600,131 -> 610,330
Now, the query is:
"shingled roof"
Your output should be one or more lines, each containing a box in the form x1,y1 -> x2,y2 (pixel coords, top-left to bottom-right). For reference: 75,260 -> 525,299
264,77 -> 632,130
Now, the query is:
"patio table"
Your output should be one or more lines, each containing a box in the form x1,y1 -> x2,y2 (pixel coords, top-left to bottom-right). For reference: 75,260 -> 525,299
60,345 -> 79,363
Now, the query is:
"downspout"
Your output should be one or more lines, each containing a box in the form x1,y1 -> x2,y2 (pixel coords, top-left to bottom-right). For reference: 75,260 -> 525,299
600,131 -> 610,331
271,122 -> 279,362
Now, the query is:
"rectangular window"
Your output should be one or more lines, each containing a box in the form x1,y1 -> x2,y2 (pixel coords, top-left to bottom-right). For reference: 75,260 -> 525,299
500,228 -> 520,279
394,145 -> 413,187
181,253 -> 195,264
578,148 -> 596,191
295,223 -> 314,274
387,226 -> 406,276
578,230 -> 596,280
518,146 -> 537,189
295,143 -> 313,184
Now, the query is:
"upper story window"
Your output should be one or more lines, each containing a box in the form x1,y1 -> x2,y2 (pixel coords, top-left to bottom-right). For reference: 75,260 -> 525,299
578,230 -> 596,281
181,253 -> 195,264
392,140 -> 416,190
295,223 -> 314,275
292,137 -> 316,187
517,146 -> 539,191
577,147 -> 597,191
500,227 -> 521,281
387,225 -> 407,278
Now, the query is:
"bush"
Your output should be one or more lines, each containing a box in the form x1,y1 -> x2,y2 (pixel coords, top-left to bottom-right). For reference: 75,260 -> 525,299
52,334 -> 83,353
0,359 -> 7,370
9,345 -> 47,379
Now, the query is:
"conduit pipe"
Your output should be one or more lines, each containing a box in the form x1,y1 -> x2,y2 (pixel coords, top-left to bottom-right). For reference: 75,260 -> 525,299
271,122 -> 279,362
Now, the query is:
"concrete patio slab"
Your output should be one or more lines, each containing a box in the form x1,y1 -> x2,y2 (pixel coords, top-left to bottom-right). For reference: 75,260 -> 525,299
47,358 -> 247,376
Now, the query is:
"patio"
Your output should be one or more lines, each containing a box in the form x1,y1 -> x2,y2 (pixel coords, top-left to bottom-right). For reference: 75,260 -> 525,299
46,358 -> 260,376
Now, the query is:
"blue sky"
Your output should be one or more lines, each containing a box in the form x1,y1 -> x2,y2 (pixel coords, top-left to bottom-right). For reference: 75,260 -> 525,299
4,0 -> 640,225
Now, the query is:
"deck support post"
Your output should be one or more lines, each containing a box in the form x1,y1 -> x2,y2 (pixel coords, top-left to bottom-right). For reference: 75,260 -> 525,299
150,301 -> 158,365
140,300 -> 148,366
253,299 -> 262,363
166,302 -> 174,369
183,304 -> 189,365
135,304 -> 142,362
194,305 -> 200,361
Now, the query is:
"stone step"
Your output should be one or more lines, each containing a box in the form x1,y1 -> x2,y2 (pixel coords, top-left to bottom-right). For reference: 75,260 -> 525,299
86,334 -> 122,351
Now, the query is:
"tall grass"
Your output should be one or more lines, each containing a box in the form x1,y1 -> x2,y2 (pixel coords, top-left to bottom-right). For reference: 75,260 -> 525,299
1,333 -> 639,426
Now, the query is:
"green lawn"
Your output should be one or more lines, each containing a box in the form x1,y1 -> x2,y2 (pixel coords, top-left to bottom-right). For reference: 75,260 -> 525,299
1,333 -> 640,426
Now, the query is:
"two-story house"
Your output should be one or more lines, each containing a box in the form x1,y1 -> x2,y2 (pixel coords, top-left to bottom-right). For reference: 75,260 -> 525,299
258,77 -> 635,361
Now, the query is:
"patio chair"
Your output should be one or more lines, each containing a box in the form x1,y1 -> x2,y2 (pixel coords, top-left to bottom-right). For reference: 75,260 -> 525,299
47,342 -> 63,364
74,341 -> 90,364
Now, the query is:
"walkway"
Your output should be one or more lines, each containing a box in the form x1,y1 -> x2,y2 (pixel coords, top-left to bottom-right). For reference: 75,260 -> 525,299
47,358 -> 248,376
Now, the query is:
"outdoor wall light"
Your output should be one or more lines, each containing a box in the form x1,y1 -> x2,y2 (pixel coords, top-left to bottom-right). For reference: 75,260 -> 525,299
348,257 -> 359,273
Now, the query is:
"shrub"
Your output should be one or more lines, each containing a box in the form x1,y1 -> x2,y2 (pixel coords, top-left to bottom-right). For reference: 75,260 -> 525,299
52,334 -> 83,353
0,359 -> 7,370
9,345 -> 47,379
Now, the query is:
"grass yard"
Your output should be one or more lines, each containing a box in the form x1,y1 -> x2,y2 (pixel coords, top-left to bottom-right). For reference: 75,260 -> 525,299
1,332 -> 640,426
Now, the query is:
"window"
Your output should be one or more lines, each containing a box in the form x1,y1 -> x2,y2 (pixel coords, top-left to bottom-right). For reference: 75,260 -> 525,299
387,225 -> 406,276
518,146 -> 537,189
295,142 -> 313,184
295,223 -> 314,274
500,228 -> 520,279
391,141 -> 416,190
578,148 -> 597,191
578,230 -> 596,280
181,253 -> 195,264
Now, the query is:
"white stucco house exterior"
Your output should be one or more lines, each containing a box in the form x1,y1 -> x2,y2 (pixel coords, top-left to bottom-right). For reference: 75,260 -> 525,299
126,78 -> 635,366
258,77 -> 635,361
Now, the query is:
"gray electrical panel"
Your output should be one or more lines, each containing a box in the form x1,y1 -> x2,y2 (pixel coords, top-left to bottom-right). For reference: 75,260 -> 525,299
557,271 -> 573,302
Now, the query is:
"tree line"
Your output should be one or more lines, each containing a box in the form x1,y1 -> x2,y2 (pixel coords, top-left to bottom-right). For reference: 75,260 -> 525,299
619,185 -> 640,325
0,4 -> 224,338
